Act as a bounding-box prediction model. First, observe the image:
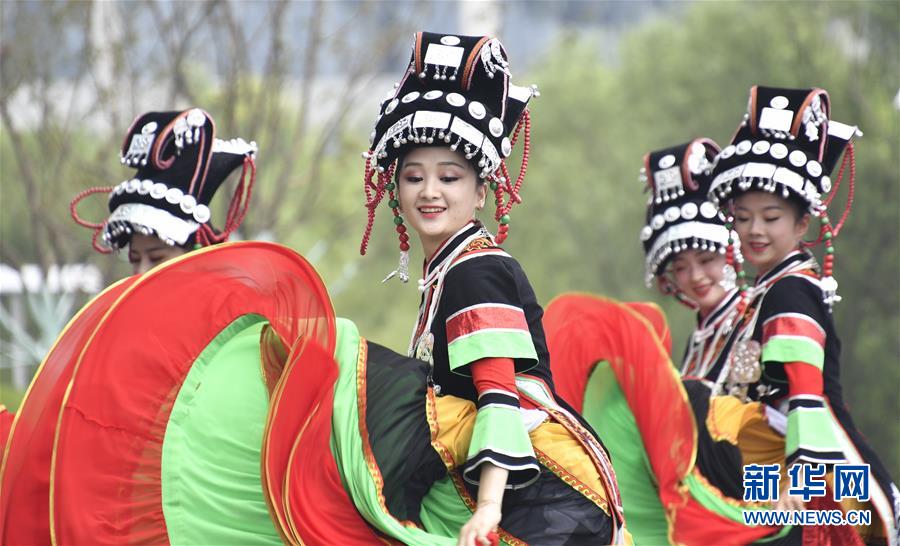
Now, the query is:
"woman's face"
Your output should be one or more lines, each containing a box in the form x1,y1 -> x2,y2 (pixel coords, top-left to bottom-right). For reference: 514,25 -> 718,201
128,233 -> 188,275
732,191 -> 809,276
397,146 -> 486,258
668,249 -> 729,316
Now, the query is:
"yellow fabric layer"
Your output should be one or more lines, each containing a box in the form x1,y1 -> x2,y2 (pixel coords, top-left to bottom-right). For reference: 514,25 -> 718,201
432,395 -> 610,515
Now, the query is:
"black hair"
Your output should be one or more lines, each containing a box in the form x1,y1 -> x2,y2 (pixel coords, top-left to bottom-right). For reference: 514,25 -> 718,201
395,145 -> 485,186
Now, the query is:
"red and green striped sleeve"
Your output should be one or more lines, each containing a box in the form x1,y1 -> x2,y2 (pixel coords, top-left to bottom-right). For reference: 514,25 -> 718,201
759,276 -> 844,466
463,357 -> 540,489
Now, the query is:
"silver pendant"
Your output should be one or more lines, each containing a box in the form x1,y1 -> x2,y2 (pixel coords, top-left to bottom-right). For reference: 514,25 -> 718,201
726,340 -> 762,401
719,264 -> 737,291
415,332 -> 434,364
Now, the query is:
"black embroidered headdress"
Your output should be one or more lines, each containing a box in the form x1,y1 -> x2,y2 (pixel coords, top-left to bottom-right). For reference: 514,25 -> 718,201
71,108 -> 257,252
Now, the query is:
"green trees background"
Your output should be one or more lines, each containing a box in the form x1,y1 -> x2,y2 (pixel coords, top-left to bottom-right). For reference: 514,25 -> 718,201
2,1 -> 897,475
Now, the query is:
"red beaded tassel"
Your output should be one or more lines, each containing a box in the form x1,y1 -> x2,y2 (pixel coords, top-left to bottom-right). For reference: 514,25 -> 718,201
195,155 -> 257,247
820,143 -> 854,306
70,186 -> 116,254
799,142 -> 855,307
359,156 -> 407,281
491,109 -> 531,244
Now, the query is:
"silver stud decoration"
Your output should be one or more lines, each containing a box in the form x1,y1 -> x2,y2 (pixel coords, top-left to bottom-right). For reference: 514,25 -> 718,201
165,188 -> 183,205
180,194 -> 197,215
150,182 -> 167,199
640,225 -> 653,242
770,95 -> 789,109
806,160 -> 822,177
663,206 -> 680,222
468,101 -> 486,120
681,202 -> 699,220
658,154 -> 676,169
401,92 -> 420,104
194,204 -> 211,224
700,202 -> 718,219
752,141 -> 770,155
446,93 -> 465,107
489,117 -> 504,138
789,150 -> 807,167
770,143 -> 788,159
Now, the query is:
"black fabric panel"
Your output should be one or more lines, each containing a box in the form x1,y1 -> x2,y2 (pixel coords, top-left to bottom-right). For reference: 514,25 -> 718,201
787,448 -> 846,465
364,341 -> 446,526
465,467 -> 614,546
477,392 -> 519,409
748,263 -> 897,522
461,450 -> 540,488
430,252 -> 555,401
828,395 -> 899,528
684,379 -> 745,500
787,397 -> 825,410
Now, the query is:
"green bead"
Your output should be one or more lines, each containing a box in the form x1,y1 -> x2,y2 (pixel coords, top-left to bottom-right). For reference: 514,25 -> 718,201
489,181 -> 499,191
499,214 -> 510,225
193,243 -> 202,250
740,283 -> 750,291
826,246 -> 834,254
388,199 -> 399,208
737,270 -> 747,278
393,216 -> 404,226
385,182 -> 395,191
725,223 -> 733,230
727,238 -> 734,245
823,232 -> 832,240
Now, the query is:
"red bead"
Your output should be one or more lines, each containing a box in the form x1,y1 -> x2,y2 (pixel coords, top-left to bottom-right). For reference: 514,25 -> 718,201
396,224 -> 406,233
399,233 -> 409,242
399,242 -> 410,251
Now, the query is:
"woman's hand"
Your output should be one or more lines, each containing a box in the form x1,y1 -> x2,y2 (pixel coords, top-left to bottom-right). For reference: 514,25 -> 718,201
459,464 -> 508,546
458,502 -> 501,546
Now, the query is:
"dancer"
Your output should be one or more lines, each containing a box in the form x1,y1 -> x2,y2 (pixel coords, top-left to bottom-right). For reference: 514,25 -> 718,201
359,31 -> 625,545
708,85 -> 899,544
640,138 -> 744,383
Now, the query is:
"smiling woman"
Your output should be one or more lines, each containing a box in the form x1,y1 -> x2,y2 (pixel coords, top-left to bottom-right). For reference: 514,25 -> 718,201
637,138 -> 745,382
69,108 -> 258,276
397,147 -> 486,258
353,31 -> 625,546
705,85 -> 899,543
